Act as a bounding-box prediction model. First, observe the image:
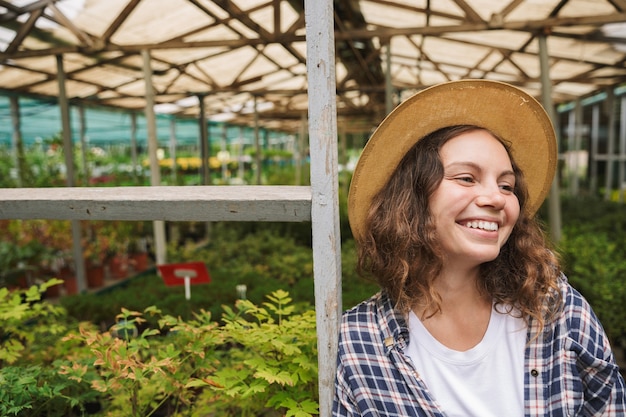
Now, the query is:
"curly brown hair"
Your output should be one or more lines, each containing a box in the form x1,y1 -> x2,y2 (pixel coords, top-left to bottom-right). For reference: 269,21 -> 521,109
357,125 -> 562,333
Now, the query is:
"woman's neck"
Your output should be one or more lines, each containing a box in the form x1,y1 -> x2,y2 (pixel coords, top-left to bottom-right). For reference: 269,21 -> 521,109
413,267 -> 493,351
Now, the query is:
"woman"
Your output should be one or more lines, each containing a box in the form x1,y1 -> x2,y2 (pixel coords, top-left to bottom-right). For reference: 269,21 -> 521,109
333,80 -> 626,416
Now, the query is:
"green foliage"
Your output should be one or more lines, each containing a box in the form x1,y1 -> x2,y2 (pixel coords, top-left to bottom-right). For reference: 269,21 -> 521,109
0,146 -> 16,187
559,232 -> 626,344
0,281 -> 98,416
0,364 -> 99,417
0,237 -> 53,286
555,197 -> 626,347
18,134 -> 69,187
187,290 -> 319,417
57,290 -> 318,417
202,226 -> 313,287
60,306 -> 222,417
0,279 -> 66,366
9,275 -> 317,416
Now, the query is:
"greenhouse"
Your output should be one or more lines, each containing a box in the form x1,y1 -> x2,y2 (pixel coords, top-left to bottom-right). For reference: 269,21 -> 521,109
1,1 -> 626,416
0,95 -> 295,147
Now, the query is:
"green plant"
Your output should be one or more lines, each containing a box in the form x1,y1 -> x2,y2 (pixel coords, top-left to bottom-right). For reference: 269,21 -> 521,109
20,133 -> 69,187
0,279 -> 66,366
58,291 -> 320,417
188,289 -> 319,417
553,197 -> 626,349
61,306 -> 223,417
557,231 -> 626,346
0,280 -> 98,416
0,364 -> 99,417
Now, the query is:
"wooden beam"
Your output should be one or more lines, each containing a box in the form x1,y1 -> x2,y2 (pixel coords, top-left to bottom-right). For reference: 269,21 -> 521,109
305,0 -> 342,415
47,3 -> 94,48
0,186 -> 312,222
3,11 -> 626,60
4,7 -> 43,54
102,0 -> 141,42
451,0 -> 484,23
0,0 -> 57,22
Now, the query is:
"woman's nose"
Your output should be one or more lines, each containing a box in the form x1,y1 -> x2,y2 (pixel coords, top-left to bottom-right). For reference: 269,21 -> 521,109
475,183 -> 506,209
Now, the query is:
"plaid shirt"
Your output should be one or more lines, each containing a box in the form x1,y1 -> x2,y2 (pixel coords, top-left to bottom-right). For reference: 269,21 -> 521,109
333,276 -> 626,416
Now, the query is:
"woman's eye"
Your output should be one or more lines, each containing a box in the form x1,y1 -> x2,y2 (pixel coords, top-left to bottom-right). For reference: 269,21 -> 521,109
457,176 -> 474,183
500,184 -> 515,192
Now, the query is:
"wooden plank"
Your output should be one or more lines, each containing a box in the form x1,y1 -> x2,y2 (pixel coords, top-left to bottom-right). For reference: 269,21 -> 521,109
305,0 -> 342,416
0,185 -> 312,222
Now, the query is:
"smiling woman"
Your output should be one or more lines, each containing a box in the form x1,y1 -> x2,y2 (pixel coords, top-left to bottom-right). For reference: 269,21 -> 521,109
333,79 -> 626,417
428,128 -> 520,273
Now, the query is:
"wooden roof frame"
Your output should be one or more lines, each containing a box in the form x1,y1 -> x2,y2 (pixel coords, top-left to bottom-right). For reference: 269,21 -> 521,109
0,0 -> 625,133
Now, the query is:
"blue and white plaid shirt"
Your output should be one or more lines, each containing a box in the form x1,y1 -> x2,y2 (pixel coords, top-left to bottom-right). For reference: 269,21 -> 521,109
333,276 -> 626,416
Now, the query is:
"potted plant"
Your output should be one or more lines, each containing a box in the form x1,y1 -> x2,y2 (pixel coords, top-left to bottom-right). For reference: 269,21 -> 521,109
105,221 -> 134,280
82,222 -> 111,288
34,220 -> 75,296
129,237 -> 150,273
129,222 -> 151,273
0,221 -> 54,290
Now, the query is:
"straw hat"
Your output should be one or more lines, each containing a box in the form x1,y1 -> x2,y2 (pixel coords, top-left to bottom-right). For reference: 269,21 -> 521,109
348,79 -> 557,242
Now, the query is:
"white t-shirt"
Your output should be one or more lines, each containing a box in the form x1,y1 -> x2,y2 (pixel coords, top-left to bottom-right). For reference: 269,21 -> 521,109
406,306 -> 527,417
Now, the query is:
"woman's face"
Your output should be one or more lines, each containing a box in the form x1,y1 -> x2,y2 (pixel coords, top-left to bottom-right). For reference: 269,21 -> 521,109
428,129 -> 520,268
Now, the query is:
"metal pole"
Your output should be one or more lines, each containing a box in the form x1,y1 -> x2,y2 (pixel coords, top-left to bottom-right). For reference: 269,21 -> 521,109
56,54 -> 87,292
537,34 -> 562,243
130,112 -> 139,184
141,49 -> 167,265
254,96 -> 262,185
198,95 -> 210,185
221,124 -> 228,182
238,126 -> 245,180
9,96 -> 25,187
340,126 -> 348,196
605,89 -> 616,200
197,94 -> 212,239
296,112 -> 306,186
572,99 -> 582,197
617,96 -> 626,203
78,106 -> 90,184
170,116 -> 177,184
590,103 -> 599,194
305,0 -> 342,415
385,41 -> 393,115
566,106 -> 576,196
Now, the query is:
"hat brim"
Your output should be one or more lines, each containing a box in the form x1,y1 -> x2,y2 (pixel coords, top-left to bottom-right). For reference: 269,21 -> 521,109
348,79 -> 557,242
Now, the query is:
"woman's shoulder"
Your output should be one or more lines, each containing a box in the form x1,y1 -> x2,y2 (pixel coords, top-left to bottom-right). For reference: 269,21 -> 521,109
341,291 -> 398,323
341,291 -> 384,327
555,274 -> 609,346
557,274 -> 593,315
339,291 -> 407,346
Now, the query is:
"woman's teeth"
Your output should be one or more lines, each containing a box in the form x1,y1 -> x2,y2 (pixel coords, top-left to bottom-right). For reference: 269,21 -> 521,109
465,220 -> 498,231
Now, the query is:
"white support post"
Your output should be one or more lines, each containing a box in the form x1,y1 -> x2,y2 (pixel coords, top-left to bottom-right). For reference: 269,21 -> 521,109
590,103 -> 600,193
78,106 -> 90,183
538,34 -> 562,243
170,117 -> 178,184
130,112 -> 139,184
617,96 -> 626,203
9,96 -> 23,187
605,89 -> 616,200
385,40 -> 393,115
305,1 -> 342,416
56,54 -> 87,293
142,49 -> 167,265
254,95 -> 262,185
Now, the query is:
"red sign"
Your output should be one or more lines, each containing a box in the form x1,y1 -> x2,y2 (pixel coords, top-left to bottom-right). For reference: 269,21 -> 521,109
157,262 -> 211,287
